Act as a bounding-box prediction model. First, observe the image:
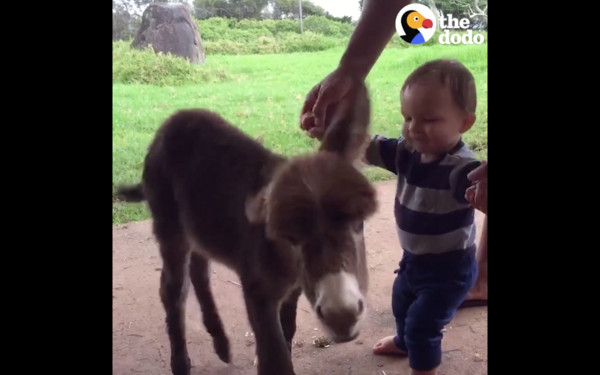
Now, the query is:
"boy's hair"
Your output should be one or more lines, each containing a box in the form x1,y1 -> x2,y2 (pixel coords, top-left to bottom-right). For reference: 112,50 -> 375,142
401,59 -> 477,114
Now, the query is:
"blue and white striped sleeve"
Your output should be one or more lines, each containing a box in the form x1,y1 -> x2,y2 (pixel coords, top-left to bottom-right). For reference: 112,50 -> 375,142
365,135 -> 403,174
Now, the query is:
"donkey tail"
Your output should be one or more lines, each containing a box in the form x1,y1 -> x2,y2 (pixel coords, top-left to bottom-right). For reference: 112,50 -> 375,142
115,184 -> 145,202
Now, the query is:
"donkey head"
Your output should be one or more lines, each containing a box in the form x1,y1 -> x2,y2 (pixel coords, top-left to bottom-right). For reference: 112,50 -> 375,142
246,80 -> 377,342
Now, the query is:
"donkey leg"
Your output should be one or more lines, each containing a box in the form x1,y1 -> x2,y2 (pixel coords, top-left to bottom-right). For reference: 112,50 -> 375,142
279,288 -> 302,354
157,231 -> 192,375
243,288 -> 295,375
189,252 -> 231,363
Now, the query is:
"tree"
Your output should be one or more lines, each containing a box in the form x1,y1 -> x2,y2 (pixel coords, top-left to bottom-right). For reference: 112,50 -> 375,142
329,15 -> 352,24
113,0 -> 142,40
463,0 -> 487,23
194,0 -> 269,19
301,1 -> 327,17
419,0 -> 441,28
113,2 -> 133,40
226,0 -> 269,19
270,0 -> 326,19
417,0 -> 487,29
113,0 -> 193,40
194,0 -> 228,18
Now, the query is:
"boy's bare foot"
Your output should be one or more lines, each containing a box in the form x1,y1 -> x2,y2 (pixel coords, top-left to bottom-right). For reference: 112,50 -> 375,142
460,264 -> 488,309
465,281 -> 487,301
372,335 -> 408,356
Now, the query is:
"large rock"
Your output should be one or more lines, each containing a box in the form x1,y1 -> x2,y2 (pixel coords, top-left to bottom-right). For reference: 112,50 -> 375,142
132,3 -> 205,64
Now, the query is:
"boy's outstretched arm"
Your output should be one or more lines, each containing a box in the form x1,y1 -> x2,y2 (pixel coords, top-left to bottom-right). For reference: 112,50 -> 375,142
364,135 -> 401,175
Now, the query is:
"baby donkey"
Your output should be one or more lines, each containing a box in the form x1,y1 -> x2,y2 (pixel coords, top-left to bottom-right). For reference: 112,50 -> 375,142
116,80 -> 376,375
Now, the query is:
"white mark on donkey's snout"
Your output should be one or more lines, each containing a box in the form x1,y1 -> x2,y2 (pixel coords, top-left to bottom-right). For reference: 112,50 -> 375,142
315,271 -> 366,339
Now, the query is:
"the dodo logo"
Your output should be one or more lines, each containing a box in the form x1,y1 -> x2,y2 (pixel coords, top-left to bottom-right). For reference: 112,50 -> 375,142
395,4 -> 436,45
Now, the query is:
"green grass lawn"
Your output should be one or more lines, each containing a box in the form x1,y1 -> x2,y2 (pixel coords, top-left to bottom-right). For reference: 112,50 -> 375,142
113,43 -> 487,224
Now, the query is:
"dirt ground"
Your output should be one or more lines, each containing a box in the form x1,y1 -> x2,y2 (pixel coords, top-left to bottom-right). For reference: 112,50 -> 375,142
113,180 -> 487,375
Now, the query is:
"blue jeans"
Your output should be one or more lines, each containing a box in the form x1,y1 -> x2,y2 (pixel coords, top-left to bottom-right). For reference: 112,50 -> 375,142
392,248 -> 477,371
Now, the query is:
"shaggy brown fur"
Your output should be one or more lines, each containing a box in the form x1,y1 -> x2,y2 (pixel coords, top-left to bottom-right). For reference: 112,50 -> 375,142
116,79 -> 376,375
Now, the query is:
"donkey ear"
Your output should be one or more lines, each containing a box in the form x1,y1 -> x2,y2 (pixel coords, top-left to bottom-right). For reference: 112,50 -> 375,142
245,185 -> 270,224
318,80 -> 371,164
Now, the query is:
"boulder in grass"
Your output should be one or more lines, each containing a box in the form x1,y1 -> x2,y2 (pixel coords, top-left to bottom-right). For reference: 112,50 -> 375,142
132,3 -> 205,64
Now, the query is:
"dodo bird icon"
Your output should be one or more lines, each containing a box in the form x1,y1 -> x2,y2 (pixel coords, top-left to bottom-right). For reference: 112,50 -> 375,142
400,10 -> 433,45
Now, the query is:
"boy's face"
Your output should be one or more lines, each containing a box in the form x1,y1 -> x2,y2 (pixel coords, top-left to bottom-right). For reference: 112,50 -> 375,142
400,77 -> 475,156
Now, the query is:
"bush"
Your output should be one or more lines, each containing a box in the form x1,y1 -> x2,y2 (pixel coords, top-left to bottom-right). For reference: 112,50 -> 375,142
197,17 -> 238,41
203,32 -> 340,55
303,15 -> 353,38
272,19 -> 301,35
278,32 -> 339,53
197,16 -> 350,55
203,40 -> 249,55
252,36 -> 281,54
112,40 -> 230,86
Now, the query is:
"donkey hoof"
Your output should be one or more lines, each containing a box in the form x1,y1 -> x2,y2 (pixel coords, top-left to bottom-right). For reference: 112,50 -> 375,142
171,355 -> 191,375
214,336 -> 231,363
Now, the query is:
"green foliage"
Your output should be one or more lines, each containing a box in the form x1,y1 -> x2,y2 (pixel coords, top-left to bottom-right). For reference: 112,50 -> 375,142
197,16 -> 352,54
302,16 -> 354,38
112,40 -> 230,85
113,43 -> 488,224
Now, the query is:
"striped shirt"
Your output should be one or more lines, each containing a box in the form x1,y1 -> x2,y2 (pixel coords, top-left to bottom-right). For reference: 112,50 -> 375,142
366,135 -> 481,255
